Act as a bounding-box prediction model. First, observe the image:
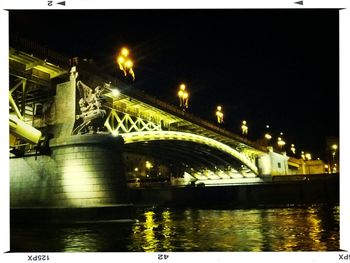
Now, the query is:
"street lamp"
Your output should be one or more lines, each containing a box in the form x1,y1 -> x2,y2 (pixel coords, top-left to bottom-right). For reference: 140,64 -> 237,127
290,144 -> 296,155
331,144 -> 338,162
116,47 -> 135,80
264,133 -> 272,140
112,88 -> 120,97
178,83 -> 189,110
216,106 -> 224,124
145,161 -> 153,177
333,164 -> 337,173
277,133 -> 286,149
305,153 -> 312,161
145,161 -> 153,170
331,144 -> 338,173
332,144 -> 338,151
241,120 -> 248,135
324,164 -> 330,173
264,125 -> 272,145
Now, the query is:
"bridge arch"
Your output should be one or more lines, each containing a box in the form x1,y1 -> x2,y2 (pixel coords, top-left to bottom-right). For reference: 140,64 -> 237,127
120,131 -> 259,174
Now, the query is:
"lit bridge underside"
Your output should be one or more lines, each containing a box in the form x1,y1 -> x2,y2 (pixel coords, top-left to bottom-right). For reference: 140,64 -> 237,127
121,131 -> 259,174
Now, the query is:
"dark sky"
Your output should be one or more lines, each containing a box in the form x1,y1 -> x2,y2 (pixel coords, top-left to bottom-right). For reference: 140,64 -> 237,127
9,9 -> 339,158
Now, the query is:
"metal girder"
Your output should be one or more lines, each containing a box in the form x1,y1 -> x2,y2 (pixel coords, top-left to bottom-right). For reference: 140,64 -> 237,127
104,109 -> 161,134
9,79 -> 27,120
9,47 -> 67,79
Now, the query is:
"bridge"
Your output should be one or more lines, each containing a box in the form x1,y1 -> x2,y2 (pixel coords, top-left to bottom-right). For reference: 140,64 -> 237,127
9,36 -> 315,208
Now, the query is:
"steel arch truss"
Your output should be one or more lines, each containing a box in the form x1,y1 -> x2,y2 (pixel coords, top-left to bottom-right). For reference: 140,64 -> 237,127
121,131 -> 259,175
104,109 -> 161,134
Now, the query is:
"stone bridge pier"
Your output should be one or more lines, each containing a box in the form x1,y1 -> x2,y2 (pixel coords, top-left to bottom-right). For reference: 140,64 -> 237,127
10,135 -> 127,207
10,68 -> 128,208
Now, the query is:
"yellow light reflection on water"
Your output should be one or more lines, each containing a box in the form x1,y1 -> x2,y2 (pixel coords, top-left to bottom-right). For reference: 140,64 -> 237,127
62,228 -> 99,252
142,211 -> 159,252
127,206 -> 338,251
161,210 -> 173,250
306,207 -> 327,251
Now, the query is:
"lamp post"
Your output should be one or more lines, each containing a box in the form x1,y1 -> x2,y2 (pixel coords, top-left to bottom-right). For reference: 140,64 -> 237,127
264,124 -> 272,146
178,83 -> 189,110
145,161 -> 153,177
331,144 -> 338,173
241,120 -> 248,135
290,144 -> 296,155
324,164 -> 330,173
305,152 -> 312,161
216,106 -> 224,124
277,132 -> 286,150
117,47 -> 135,80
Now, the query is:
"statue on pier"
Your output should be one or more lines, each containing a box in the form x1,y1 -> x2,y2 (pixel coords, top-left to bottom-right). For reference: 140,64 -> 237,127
72,80 -> 107,135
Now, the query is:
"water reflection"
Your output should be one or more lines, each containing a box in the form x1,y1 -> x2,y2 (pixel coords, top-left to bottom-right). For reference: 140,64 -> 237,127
61,227 -> 100,252
11,205 -> 339,252
128,205 -> 339,251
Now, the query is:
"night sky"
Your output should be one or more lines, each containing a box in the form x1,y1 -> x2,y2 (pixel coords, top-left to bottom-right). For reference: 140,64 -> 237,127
9,9 -> 339,159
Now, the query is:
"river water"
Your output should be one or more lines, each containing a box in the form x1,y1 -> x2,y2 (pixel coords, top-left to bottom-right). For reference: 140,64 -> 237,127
10,204 -> 339,252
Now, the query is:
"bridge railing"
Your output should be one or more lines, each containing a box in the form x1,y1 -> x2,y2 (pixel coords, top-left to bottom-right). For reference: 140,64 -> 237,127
120,86 -> 267,152
10,33 -> 70,69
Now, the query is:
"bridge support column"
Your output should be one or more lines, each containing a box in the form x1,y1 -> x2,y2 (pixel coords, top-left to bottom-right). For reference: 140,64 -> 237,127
51,67 -> 77,138
10,134 -> 127,208
257,154 -> 272,176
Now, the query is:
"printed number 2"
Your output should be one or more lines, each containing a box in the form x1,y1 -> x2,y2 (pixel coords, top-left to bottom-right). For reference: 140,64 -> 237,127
48,1 -> 53,6
158,254 -> 169,260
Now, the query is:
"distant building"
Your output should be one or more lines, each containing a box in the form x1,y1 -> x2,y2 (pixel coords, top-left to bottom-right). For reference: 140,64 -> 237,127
288,157 -> 327,175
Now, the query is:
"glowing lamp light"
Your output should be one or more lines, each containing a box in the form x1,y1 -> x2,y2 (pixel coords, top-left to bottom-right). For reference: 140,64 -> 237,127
290,144 -> 296,154
145,161 -> 153,170
178,83 -> 189,109
117,56 -> 125,65
216,106 -> 224,124
112,88 -> 120,97
265,133 -> 272,140
121,47 -> 130,57
277,137 -> 286,147
305,153 -> 312,160
332,144 -> 338,150
241,120 -> 248,135
111,130 -> 119,137
117,47 -> 135,80
125,59 -> 133,68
